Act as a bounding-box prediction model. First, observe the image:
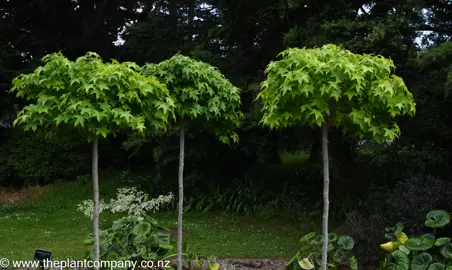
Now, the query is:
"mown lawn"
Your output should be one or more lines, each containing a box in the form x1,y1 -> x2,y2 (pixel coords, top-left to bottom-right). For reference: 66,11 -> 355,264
0,173 -> 310,261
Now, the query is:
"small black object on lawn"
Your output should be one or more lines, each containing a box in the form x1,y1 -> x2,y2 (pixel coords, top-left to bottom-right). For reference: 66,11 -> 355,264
34,249 -> 52,270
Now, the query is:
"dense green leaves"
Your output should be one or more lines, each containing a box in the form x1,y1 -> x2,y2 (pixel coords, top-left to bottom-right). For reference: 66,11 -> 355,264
287,232 -> 358,269
257,44 -> 416,142
143,54 -> 242,143
10,52 -> 175,141
84,215 -> 175,261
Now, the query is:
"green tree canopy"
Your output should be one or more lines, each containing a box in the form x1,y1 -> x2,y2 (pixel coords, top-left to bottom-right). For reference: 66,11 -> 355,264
258,44 -> 416,142
10,52 -> 175,140
143,54 -> 242,143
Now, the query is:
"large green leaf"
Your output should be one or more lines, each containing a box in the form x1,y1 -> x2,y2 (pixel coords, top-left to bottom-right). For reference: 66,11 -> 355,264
131,222 -> 152,236
435,238 -> 451,247
425,210 -> 451,228
333,249 -> 345,263
427,263 -> 445,270
328,233 -> 338,243
300,232 -> 316,243
386,250 -> 410,270
440,243 -> 452,259
309,235 -> 323,245
328,243 -> 335,252
298,258 -> 314,270
337,236 -> 355,250
406,236 -> 434,251
394,222 -> 405,233
348,256 -> 358,270
286,252 -> 300,269
411,253 -> 433,270
158,244 -> 174,250
399,245 -> 411,255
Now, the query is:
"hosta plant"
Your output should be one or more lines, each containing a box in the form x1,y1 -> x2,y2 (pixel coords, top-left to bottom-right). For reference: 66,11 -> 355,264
83,215 -> 176,263
379,210 -> 452,270
286,232 -> 358,269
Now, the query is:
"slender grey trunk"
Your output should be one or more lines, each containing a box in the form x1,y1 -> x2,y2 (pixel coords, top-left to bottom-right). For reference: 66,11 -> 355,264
177,124 -> 186,270
92,138 -> 100,269
321,121 -> 330,270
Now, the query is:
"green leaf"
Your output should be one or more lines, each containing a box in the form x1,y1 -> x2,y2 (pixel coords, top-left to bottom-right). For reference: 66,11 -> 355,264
411,253 -> 432,270
405,236 -> 434,251
337,236 -> 355,250
333,249 -> 346,263
95,127 -> 108,138
386,250 -> 410,270
83,234 -> 94,245
158,244 -> 174,250
425,210 -> 451,228
399,245 -> 410,255
131,222 -> 152,236
298,258 -> 314,270
74,115 -> 85,127
328,243 -> 335,252
309,235 -> 322,246
440,243 -> 452,259
435,238 -> 451,247
328,233 -> 338,243
427,263 -> 446,270
300,232 -> 316,243
348,256 -> 358,270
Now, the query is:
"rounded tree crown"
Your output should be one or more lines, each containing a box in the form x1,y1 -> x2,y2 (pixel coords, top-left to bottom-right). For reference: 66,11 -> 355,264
10,52 -> 175,141
143,54 -> 243,143
257,44 -> 416,142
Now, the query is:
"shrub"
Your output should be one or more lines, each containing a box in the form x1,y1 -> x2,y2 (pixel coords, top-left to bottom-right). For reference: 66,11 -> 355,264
83,215 -> 176,262
286,232 -> 358,269
0,130 -> 87,186
378,210 -> 452,270
79,187 -> 176,263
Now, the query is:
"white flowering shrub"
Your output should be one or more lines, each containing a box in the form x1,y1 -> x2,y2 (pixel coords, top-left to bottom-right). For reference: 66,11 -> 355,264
77,187 -> 174,219
76,199 -> 110,219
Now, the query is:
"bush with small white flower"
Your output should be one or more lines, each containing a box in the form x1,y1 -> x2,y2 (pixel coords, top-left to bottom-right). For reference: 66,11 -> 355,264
79,187 -> 176,263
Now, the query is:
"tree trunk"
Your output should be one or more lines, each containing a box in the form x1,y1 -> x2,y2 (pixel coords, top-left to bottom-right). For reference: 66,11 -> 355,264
177,125 -> 186,270
321,121 -> 330,270
92,138 -> 100,269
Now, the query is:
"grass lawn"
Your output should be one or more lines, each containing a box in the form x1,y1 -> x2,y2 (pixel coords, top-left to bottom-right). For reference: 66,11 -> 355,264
0,172 -> 310,261
279,151 -> 309,165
